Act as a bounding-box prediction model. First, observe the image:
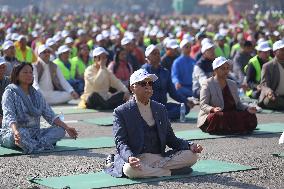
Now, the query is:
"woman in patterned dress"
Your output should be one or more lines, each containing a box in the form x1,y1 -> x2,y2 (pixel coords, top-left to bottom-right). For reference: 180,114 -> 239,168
0,63 -> 78,153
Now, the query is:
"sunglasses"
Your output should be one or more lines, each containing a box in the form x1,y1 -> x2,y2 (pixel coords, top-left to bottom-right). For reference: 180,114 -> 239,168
136,81 -> 154,87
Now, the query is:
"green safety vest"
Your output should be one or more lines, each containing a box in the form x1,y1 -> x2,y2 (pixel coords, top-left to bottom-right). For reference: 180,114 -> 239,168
15,46 -> 33,63
87,40 -> 94,49
71,56 -> 93,77
144,37 -> 151,47
53,58 -> 76,80
215,43 -> 230,58
244,55 -> 272,97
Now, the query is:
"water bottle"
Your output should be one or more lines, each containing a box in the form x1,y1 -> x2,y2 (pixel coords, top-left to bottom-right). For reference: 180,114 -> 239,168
180,103 -> 186,123
59,112 -> 64,122
238,88 -> 245,100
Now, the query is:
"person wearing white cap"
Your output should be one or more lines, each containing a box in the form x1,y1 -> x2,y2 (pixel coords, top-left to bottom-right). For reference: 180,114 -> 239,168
214,33 -> 230,59
33,44 -> 79,105
258,40 -> 284,110
79,47 -> 129,110
121,36 -> 142,71
244,41 -> 272,99
14,35 -> 36,63
141,45 -> 195,120
65,37 -> 77,58
45,38 -> 57,61
197,56 -> 257,134
104,68 -> 202,178
54,45 -> 83,95
2,40 -> 20,76
161,39 -> 179,72
171,38 -> 196,99
192,42 -> 215,99
0,57 -> 10,123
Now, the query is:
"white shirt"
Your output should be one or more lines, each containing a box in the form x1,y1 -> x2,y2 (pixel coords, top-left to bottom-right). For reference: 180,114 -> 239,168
136,98 -> 155,126
33,58 -> 74,93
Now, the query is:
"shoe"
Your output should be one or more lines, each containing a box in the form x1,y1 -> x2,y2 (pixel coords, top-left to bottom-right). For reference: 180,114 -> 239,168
171,167 -> 193,175
105,154 -> 115,168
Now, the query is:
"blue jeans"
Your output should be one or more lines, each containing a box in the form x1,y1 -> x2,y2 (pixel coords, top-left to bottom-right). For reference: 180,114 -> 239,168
68,79 -> 84,95
176,86 -> 192,99
0,126 -> 65,154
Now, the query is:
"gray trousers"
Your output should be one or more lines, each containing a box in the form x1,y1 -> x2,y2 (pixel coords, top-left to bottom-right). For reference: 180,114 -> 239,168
0,126 -> 65,154
123,150 -> 198,178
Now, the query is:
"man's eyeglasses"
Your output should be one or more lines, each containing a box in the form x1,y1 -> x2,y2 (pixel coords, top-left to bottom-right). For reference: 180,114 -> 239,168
136,81 -> 154,87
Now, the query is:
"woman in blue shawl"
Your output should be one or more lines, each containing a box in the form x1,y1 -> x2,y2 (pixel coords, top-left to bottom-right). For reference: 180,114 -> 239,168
0,63 -> 78,153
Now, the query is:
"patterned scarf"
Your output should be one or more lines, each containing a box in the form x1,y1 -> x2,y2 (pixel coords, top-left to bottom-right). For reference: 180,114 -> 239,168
6,84 -> 42,117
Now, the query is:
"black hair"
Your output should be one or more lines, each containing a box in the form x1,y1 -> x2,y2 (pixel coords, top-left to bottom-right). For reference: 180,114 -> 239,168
113,47 -> 130,74
10,63 -> 33,85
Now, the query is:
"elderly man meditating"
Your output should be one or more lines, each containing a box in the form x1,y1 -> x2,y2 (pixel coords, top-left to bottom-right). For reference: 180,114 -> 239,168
105,69 -> 203,178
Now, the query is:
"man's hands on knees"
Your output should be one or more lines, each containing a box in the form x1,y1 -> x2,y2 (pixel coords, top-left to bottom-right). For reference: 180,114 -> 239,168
128,157 -> 142,170
190,143 -> 203,153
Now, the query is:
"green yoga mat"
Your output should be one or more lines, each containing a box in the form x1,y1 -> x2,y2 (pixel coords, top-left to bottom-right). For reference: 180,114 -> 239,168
30,159 -> 255,189
82,111 -> 199,126
176,122 -> 284,140
272,153 -> 284,158
259,109 -> 284,114
52,107 -> 98,115
0,137 -> 114,156
82,116 -> 113,126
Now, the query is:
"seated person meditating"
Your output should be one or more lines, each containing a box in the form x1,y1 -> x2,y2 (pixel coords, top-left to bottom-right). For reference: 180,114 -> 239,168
258,40 -> 284,111
0,63 -> 78,154
105,69 -> 203,178
197,57 -> 257,134
142,45 -> 194,120
79,47 -> 130,110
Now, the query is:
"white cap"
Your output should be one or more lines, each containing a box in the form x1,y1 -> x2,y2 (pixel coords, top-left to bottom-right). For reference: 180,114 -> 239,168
102,30 -> 110,38
65,37 -> 74,44
92,47 -> 108,57
46,38 -> 56,47
121,37 -> 132,46
180,39 -> 190,48
145,44 -> 158,57
77,29 -> 86,36
201,42 -> 214,53
92,26 -> 99,33
5,33 -> 12,40
182,34 -> 194,42
214,33 -> 225,41
130,69 -> 158,86
61,30 -> 70,38
257,38 -> 266,45
166,39 -> 179,49
11,33 -> 19,41
38,44 -> 50,55
0,57 -> 7,66
255,41 -> 271,52
17,35 -> 26,41
2,40 -> 14,50
156,31 -> 164,38
201,38 -> 212,46
273,31 -> 280,37
212,56 -> 228,70
31,31 -> 38,38
96,34 -> 104,42
273,40 -> 284,51
53,35 -> 62,42
57,45 -> 70,55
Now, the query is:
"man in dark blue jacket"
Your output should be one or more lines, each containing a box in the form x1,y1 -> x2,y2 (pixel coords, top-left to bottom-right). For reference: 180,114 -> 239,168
104,69 -> 203,178
142,45 -> 194,120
